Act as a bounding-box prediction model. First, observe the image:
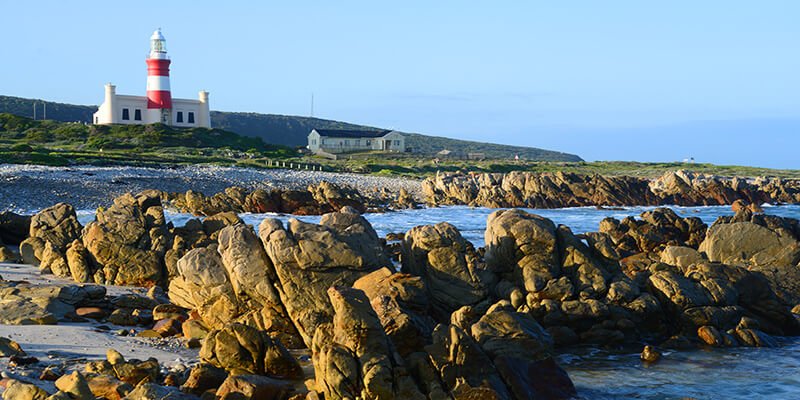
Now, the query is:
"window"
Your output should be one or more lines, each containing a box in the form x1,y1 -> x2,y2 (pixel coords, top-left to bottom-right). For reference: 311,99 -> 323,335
344,140 -> 350,146
177,111 -> 184,123
311,139 -> 317,145
134,109 -> 142,121
122,108 -> 129,120
394,140 -> 400,146
188,112 -> 195,124
94,117 -> 98,124
365,140 -> 371,146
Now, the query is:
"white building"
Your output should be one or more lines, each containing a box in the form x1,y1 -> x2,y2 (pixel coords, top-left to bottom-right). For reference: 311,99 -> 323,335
93,29 -> 210,128
307,129 -> 406,154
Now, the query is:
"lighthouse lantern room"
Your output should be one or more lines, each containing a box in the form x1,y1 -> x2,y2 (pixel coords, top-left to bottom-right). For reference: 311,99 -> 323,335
93,29 -> 210,128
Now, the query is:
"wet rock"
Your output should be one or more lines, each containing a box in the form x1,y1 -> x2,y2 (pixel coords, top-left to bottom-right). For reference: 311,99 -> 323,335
122,382 -> 192,399
640,345 -> 661,362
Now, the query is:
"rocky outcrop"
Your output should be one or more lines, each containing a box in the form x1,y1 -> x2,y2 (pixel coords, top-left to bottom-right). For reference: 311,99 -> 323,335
401,222 -> 493,319
82,192 -> 170,286
160,181 -> 406,216
423,170 -> 800,208
312,286 -> 424,400
259,209 -> 389,347
168,224 -> 301,348
200,323 -> 302,379
699,212 -> 800,307
0,281 -> 108,325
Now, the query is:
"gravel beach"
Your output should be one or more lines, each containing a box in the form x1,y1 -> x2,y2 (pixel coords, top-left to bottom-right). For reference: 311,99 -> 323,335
0,164 -> 422,213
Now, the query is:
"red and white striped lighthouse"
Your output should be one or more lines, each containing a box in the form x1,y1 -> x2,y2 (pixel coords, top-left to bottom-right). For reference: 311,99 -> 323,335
146,29 -> 172,123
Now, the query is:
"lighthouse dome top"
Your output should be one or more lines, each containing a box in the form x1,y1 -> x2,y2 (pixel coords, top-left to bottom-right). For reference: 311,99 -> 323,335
149,28 -> 168,59
151,28 -> 165,41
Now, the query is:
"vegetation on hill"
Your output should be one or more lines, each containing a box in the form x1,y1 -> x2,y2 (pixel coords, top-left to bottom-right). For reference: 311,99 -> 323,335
0,113 -> 295,167
0,95 -> 582,161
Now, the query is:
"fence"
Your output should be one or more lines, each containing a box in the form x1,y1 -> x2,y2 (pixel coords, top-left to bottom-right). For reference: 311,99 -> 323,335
266,159 -> 325,171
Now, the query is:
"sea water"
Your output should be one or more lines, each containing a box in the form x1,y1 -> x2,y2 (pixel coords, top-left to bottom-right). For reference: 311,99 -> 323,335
75,204 -> 800,398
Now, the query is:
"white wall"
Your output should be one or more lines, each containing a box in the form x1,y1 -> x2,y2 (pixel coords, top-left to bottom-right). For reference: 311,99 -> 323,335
93,86 -> 211,128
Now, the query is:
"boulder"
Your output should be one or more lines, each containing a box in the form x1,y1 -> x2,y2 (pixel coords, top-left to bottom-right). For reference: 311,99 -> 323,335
312,286 -> 424,400
55,371 -> 94,400
29,203 -> 82,251
200,323 -> 302,379
215,374 -> 293,400
401,222 -> 491,319
82,192 -> 170,286
0,336 -> 26,357
121,383 -> 192,399
0,211 -> 31,245
2,379 -> 49,400
660,246 -> 705,270
700,221 -> 800,269
259,211 -> 388,347
180,363 -> 227,395
66,239 -> 92,283
353,268 -> 436,356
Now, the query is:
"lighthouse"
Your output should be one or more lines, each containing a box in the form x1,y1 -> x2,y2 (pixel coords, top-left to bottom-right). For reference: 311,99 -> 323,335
93,29 -> 210,128
146,29 -> 172,124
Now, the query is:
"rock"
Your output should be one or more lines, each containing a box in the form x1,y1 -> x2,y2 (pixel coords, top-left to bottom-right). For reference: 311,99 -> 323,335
353,268 -> 435,357
8,355 -> 38,367
0,336 -> 26,357
200,323 -> 302,379
697,325 -> 724,346
2,379 -> 49,400
122,382 -> 192,399
0,246 -> 16,263
180,363 -> 227,395
470,306 -> 576,400
0,211 -> 31,245
201,211 -> 243,237
401,222 -> 491,319
55,371 -> 94,400
86,375 -> 132,400
181,319 -> 209,340
152,304 -> 188,322
40,365 -> 63,381
152,318 -> 182,337
312,286 -> 424,400
75,307 -> 106,320
29,203 -> 82,251
485,209 -> 560,291
425,324 -> 511,399
640,345 -> 661,362
700,221 -> 800,269
39,241 -> 70,277
660,246 -> 705,270
107,348 -> 126,365
259,212 -> 388,347
113,359 -> 160,386
215,374 -> 294,400
82,192 -> 170,286
65,240 -> 92,283
19,236 -> 44,266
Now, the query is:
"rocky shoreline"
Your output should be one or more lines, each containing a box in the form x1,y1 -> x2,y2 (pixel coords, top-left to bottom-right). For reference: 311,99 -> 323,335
0,165 -> 422,214
423,170 -> 800,208
0,187 -> 799,399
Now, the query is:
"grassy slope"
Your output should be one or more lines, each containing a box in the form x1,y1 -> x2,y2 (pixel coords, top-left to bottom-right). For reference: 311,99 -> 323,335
0,113 -> 295,167
1,95 -> 582,161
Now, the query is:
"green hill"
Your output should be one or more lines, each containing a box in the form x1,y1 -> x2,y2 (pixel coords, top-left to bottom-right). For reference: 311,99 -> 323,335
0,94 -> 582,161
0,112 -> 294,166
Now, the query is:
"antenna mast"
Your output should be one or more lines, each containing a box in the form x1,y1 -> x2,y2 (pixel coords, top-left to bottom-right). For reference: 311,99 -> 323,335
310,93 -> 314,117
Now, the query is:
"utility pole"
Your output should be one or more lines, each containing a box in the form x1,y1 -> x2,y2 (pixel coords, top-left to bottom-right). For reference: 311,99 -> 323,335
32,102 -> 36,120
310,93 -> 314,117
43,102 -> 46,120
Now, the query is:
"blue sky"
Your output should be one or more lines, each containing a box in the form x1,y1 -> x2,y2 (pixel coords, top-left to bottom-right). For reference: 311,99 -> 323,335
2,1 -> 798,168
